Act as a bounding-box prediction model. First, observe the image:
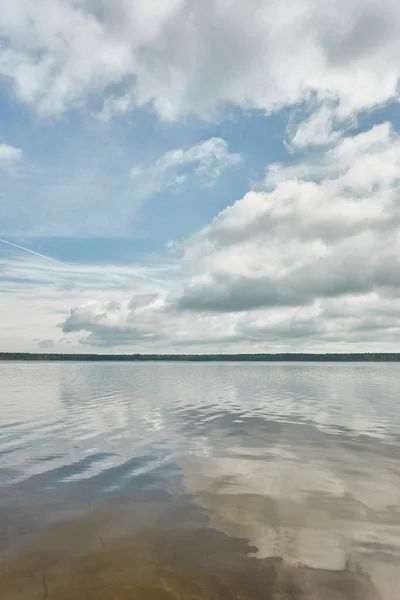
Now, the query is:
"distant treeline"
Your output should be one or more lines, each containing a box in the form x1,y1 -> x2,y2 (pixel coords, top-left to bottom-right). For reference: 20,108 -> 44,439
1,352 -> 400,362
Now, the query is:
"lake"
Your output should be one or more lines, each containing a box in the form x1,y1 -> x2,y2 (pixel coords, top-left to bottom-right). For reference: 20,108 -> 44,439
1,361 -> 400,599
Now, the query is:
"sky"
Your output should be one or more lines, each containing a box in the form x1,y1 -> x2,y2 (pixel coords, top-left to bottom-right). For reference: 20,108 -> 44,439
0,0 -> 400,354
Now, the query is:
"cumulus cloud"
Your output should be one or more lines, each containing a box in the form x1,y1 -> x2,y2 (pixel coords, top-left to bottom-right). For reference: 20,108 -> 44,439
130,138 -> 242,198
0,143 -> 22,169
59,294 -> 400,351
178,123 -> 400,312
0,0 -> 399,134
57,121 -> 400,351
3,0 -> 400,351
60,296 -> 240,348
0,251 -> 175,352
61,298 -> 166,346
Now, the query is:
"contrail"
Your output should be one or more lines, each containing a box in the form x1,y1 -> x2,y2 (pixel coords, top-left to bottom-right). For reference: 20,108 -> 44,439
0,237 -> 69,269
0,237 -> 170,287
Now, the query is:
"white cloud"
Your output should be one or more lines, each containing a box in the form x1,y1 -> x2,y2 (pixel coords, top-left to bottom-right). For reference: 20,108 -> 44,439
130,138 -> 242,198
0,251 -> 175,351
53,122 -> 400,351
60,295 -> 242,349
1,0 -> 400,351
0,0 -> 399,134
0,143 -> 22,169
177,123 -> 400,314
288,105 -> 344,149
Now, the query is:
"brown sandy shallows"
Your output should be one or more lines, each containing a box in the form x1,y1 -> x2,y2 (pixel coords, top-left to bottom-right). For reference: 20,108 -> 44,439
0,499 -> 379,600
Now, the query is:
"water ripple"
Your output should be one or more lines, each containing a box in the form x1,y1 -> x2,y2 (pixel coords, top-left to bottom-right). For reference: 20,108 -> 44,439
2,361 -> 400,597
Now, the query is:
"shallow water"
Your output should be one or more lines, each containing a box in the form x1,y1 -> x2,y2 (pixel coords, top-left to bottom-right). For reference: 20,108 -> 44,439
1,361 -> 400,599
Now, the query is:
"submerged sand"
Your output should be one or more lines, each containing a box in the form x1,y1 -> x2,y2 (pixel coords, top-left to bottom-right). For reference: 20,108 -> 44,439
0,498 -> 379,600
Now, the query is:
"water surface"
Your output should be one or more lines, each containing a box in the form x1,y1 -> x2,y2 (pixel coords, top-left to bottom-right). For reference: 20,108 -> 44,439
1,362 -> 400,598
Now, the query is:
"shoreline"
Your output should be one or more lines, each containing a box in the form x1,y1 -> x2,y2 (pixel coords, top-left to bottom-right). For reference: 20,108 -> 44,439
2,352 -> 400,362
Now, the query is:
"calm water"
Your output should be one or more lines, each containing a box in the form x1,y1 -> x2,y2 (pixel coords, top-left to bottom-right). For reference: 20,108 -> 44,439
1,362 -> 400,599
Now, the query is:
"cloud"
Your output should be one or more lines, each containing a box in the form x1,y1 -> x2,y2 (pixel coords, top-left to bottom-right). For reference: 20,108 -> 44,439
0,250 -> 176,351
60,295 -> 240,349
288,105 -> 344,149
177,123 -> 400,313
0,143 -> 22,169
58,294 -> 400,352
61,298 -> 166,346
37,339 -> 55,349
1,0 -> 400,352
55,121 -> 400,351
0,0 -> 399,135
130,138 -> 242,198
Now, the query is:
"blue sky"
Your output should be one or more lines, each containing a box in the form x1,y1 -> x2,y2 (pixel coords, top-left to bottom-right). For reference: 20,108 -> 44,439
1,0 -> 400,353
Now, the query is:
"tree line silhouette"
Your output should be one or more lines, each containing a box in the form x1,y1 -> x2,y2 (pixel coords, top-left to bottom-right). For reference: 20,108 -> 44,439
1,352 -> 399,361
